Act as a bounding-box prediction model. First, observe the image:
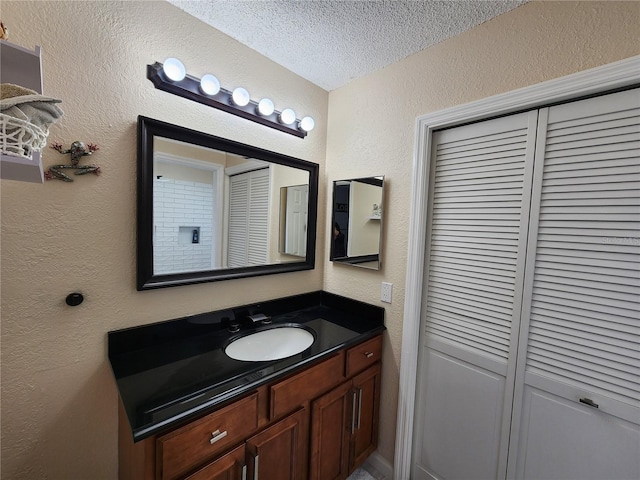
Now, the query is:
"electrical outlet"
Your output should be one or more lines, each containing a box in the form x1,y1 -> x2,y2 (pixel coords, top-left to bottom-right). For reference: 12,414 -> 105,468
381,282 -> 392,303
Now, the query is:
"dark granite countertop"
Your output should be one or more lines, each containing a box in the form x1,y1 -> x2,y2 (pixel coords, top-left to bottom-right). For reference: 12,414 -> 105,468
108,291 -> 385,442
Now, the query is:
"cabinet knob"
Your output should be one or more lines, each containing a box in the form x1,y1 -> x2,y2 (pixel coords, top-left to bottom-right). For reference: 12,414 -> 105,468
365,352 -> 374,358
209,429 -> 228,444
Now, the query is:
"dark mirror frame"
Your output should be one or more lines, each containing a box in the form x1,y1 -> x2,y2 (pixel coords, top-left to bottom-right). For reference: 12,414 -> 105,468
137,116 -> 319,290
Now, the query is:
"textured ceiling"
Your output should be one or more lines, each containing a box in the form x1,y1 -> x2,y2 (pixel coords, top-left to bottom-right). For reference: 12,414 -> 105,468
167,0 -> 526,91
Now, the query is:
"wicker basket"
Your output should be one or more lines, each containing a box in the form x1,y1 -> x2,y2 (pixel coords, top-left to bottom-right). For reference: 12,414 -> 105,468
0,112 -> 48,159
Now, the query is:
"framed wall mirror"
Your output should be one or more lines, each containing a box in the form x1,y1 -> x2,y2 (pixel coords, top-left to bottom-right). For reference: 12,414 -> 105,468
330,176 -> 384,270
137,116 -> 318,290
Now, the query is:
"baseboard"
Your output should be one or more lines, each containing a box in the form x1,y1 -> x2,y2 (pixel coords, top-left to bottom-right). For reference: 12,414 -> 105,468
364,451 -> 394,480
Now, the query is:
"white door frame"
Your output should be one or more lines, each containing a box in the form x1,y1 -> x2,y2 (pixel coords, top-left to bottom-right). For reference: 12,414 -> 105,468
394,55 -> 640,480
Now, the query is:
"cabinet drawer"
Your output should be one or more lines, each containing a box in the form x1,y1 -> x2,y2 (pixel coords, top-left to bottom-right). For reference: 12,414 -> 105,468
157,393 -> 258,480
345,335 -> 382,377
270,352 -> 345,419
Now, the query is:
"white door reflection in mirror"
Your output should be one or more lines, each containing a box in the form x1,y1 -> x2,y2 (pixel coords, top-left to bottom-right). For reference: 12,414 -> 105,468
280,184 -> 309,257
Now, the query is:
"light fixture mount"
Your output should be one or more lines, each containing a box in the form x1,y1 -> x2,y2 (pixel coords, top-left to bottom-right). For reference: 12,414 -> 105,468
147,62 -> 309,138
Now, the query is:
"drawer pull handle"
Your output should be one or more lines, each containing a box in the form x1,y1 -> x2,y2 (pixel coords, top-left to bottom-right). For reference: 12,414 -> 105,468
365,352 -> 374,359
356,387 -> 363,429
209,429 -> 228,444
253,454 -> 259,480
242,465 -> 247,480
351,391 -> 358,434
580,397 -> 599,409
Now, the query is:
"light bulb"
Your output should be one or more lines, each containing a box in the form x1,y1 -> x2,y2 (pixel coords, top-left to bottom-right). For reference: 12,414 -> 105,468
200,74 -> 220,95
280,108 -> 296,125
299,116 -> 315,132
163,58 -> 186,82
257,98 -> 275,116
231,87 -> 250,107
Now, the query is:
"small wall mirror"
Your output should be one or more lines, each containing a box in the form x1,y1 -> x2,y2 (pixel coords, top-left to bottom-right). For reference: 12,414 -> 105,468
137,116 -> 318,290
330,176 -> 384,270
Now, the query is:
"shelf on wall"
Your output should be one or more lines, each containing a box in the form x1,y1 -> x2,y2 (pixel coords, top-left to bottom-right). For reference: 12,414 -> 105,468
1,39 -> 46,183
1,152 -> 44,183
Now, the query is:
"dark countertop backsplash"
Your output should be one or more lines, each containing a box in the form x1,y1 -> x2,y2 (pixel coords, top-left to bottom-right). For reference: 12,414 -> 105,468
108,291 -> 385,442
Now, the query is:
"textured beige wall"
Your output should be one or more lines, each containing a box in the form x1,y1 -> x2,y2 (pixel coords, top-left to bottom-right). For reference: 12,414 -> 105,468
0,1 -> 327,478
323,0 -> 640,466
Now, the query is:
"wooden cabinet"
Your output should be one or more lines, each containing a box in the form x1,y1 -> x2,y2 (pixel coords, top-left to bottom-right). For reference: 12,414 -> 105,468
349,364 -> 381,470
118,334 -> 383,480
184,444 -> 245,480
310,337 -> 382,480
345,335 -> 382,377
246,409 -> 306,480
309,381 -> 352,480
270,352 -> 345,419
157,393 -> 259,480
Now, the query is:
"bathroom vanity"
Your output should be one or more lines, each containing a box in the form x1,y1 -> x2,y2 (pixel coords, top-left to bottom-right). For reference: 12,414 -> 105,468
109,291 -> 385,480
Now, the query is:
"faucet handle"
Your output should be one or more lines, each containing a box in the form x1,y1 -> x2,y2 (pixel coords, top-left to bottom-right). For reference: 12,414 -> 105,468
248,313 -> 271,325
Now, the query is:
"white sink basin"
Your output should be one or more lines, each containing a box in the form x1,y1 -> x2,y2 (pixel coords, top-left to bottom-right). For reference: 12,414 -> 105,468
225,326 -> 315,362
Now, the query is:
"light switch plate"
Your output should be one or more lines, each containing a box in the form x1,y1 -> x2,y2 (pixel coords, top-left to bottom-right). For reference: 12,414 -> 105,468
381,282 -> 392,303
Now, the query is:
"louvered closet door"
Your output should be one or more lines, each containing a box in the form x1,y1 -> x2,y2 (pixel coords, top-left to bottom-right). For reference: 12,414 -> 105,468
412,111 -> 538,480
510,88 -> 640,479
228,174 -> 249,267
247,169 -> 270,265
227,169 -> 270,267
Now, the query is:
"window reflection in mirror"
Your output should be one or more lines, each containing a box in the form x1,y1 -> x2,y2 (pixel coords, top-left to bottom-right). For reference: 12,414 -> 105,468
330,176 -> 384,270
137,116 -> 318,290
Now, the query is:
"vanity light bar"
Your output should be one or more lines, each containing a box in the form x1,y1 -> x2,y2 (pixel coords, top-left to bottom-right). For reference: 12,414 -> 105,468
147,60 -> 315,138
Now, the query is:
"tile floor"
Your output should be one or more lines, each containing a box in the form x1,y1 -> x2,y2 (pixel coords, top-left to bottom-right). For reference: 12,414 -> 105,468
347,466 -> 387,480
347,468 -> 376,480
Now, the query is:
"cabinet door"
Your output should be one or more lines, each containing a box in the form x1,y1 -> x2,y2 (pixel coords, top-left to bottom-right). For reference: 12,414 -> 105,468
309,381 -> 352,480
350,363 -> 381,471
246,408 -> 306,480
184,444 -> 246,480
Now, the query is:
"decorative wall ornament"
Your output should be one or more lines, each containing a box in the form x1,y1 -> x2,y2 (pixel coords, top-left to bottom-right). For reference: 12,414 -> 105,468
45,140 -> 100,181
